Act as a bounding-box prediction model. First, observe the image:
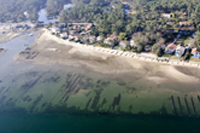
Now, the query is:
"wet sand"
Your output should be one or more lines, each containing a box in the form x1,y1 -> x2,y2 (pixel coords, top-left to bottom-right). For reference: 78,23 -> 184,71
0,32 -> 22,44
4,29 -> 198,116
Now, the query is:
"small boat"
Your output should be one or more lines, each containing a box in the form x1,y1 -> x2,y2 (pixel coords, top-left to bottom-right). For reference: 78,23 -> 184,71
24,44 -> 28,46
29,33 -> 33,36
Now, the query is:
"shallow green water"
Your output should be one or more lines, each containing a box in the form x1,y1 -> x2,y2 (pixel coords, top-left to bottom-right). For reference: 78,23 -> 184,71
1,33 -> 200,133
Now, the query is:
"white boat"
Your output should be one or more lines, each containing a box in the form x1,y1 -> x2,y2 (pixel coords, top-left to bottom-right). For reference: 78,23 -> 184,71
29,33 -> 33,36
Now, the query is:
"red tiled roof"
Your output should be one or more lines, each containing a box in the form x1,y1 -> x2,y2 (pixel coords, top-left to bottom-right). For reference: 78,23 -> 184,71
179,21 -> 191,25
166,43 -> 176,50
73,25 -> 81,29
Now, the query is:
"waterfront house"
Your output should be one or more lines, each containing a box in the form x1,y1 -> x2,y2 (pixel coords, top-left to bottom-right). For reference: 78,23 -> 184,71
119,41 -> 129,48
74,34 -> 82,41
89,35 -> 96,43
96,36 -> 103,42
191,48 -> 200,58
130,39 -> 137,48
60,32 -> 68,39
69,34 -> 76,40
164,43 -> 177,54
162,13 -> 171,18
81,36 -> 89,43
179,21 -> 191,26
104,37 -> 116,46
51,25 -> 61,33
175,44 -> 185,57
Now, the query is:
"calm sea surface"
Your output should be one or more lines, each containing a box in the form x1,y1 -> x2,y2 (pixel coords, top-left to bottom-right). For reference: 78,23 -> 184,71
0,33 -> 200,133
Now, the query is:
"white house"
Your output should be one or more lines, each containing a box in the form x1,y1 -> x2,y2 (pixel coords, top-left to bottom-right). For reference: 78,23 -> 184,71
162,13 -> 171,18
60,32 -> 68,39
51,26 -> 60,33
69,34 -> 76,40
97,36 -> 103,42
192,48 -> 200,58
104,37 -> 117,46
89,35 -> 96,43
175,44 -> 185,57
130,39 -> 137,48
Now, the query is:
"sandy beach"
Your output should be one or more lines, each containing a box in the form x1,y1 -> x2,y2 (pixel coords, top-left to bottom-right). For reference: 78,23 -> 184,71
14,29 -> 200,84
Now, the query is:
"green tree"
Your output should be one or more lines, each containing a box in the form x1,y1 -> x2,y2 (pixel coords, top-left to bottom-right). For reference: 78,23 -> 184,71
119,32 -> 127,40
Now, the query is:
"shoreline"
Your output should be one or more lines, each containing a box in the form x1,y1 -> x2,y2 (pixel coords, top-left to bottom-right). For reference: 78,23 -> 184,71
1,29 -> 200,116
44,29 -> 200,69
14,29 -> 200,84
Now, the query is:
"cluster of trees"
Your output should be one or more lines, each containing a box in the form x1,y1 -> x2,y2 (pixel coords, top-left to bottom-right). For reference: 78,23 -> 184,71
0,0 -> 72,23
0,0 -> 46,22
46,0 -> 71,16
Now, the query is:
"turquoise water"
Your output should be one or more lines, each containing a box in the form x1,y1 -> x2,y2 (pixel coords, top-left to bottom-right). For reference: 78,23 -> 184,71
1,33 -> 200,133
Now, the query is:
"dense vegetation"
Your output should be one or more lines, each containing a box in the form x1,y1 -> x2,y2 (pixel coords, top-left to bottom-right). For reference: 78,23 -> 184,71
1,0 -> 200,55
46,0 -> 71,16
59,0 -> 200,54
0,0 -> 47,22
0,0 -> 71,23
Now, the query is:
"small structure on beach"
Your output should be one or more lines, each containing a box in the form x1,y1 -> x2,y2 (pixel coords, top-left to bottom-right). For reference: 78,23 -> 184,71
165,43 -> 177,54
175,44 -> 185,57
191,48 -> 200,58
51,25 -> 61,33
69,34 -> 82,41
